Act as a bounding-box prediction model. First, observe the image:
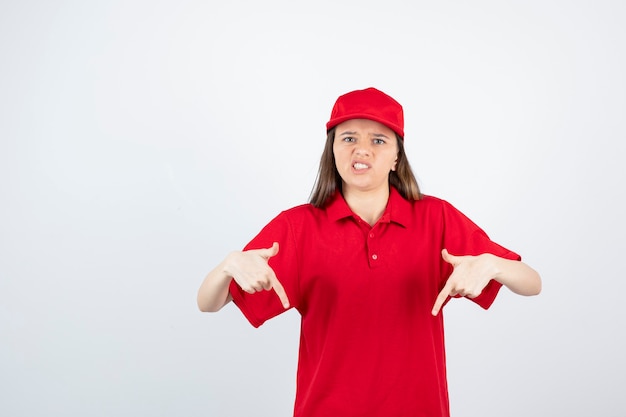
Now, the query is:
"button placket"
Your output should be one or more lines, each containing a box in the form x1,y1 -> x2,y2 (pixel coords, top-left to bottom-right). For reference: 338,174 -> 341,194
367,225 -> 380,268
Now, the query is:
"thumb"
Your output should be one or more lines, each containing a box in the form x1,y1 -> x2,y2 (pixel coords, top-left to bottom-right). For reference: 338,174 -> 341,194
270,241 -> 279,256
441,248 -> 458,266
260,242 -> 279,260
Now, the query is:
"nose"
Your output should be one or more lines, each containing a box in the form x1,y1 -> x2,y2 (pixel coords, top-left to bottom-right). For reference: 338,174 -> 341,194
354,142 -> 372,157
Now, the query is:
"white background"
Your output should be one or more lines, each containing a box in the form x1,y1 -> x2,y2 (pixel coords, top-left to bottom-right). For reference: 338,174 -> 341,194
1,0 -> 625,416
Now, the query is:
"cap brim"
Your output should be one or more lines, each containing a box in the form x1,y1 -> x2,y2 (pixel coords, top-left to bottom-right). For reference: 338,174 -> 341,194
326,113 -> 404,138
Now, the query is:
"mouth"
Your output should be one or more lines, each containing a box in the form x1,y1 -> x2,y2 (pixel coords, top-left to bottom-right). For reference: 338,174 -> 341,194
352,162 -> 369,170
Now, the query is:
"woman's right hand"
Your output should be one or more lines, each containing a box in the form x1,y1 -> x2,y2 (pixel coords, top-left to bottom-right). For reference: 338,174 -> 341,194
225,242 -> 290,309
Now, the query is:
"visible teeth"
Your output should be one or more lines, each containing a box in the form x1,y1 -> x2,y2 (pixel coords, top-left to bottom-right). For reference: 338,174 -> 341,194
353,163 -> 368,169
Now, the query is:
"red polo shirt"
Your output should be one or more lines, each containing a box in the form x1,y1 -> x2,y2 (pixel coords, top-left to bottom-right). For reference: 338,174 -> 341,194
229,187 -> 520,417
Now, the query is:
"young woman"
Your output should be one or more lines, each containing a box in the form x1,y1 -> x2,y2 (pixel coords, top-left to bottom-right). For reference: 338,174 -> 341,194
197,87 -> 541,417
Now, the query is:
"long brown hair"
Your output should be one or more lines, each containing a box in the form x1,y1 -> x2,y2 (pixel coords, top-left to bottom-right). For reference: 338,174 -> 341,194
309,128 -> 422,208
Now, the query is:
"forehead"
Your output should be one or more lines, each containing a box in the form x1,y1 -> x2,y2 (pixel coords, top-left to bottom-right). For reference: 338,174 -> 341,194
335,119 -> 395,136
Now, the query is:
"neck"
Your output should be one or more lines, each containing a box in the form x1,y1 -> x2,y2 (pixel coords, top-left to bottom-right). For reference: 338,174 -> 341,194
343,186 -> 390,226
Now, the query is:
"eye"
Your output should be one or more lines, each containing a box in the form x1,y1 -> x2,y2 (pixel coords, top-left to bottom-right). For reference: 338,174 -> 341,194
373,138 -> 386,145
342,136 -> 356,143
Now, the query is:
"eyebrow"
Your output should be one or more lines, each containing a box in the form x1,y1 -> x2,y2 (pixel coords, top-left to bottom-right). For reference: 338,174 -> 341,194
338,131 -> 390,138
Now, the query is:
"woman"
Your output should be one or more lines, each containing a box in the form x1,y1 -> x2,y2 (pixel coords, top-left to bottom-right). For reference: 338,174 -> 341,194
197,87 -> 541,417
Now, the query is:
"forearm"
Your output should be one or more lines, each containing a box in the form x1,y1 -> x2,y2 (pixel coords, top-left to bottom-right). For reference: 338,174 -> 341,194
488,254 -> 542,296
197,257 -> 234,312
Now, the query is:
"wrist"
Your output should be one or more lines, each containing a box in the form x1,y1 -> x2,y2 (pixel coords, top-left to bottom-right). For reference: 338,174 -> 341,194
481,253 -> 502,281
221,251 -> 240,280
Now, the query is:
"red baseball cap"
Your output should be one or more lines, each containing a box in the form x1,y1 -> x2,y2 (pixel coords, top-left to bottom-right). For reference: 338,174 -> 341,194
326,87 -> 404,138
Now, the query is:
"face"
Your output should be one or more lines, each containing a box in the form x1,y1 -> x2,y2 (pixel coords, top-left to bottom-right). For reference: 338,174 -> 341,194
332,119 -> 399,196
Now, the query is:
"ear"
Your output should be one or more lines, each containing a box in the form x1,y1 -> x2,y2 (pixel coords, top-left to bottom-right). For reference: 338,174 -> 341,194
391,157 -> 398,171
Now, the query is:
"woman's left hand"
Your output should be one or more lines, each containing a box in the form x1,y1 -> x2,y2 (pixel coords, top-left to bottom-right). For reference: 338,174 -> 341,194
431,249 -> 497,316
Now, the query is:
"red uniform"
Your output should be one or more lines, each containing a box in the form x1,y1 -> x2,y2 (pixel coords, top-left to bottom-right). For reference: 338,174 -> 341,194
230,187 -> 520,417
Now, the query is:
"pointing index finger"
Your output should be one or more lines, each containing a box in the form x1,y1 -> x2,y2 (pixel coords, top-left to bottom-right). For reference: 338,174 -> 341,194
431,285 -> 451,316
269,275 -> 290,309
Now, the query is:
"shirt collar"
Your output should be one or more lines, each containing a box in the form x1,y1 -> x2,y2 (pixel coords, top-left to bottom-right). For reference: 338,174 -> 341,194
326,186 -> 412,228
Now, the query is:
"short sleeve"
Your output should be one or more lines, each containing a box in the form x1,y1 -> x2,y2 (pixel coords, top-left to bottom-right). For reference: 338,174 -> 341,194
229,212 -> 300,328
440,200 -> 521,309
